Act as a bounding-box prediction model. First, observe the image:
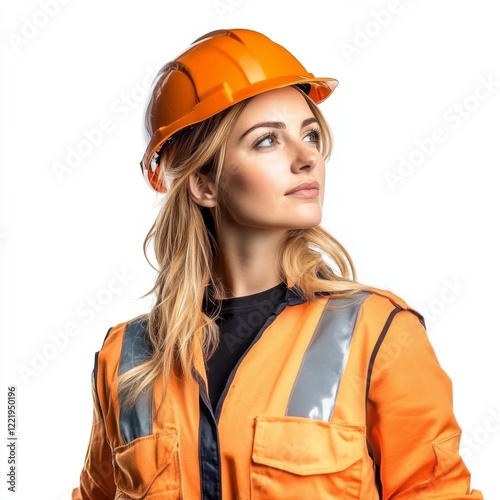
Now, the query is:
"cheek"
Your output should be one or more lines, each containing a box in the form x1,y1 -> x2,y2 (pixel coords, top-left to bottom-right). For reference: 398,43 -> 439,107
221,162 -> 277,200
318,161 -> 326,203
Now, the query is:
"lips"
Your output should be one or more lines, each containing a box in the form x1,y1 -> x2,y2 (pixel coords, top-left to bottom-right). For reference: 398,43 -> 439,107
285,181 -> 320,196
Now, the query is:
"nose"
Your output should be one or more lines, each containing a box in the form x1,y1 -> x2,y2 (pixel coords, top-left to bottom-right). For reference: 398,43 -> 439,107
290,140 -> 320,174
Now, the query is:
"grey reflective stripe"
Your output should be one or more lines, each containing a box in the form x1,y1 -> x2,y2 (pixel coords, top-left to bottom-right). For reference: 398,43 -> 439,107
118,317 -> 154,444
286,292 -> 370,421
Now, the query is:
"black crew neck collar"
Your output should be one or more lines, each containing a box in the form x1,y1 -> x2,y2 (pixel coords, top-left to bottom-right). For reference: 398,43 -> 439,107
219,282 -> 288,311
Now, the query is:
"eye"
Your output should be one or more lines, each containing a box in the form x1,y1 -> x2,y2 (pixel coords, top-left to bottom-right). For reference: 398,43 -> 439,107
303,128 -> 321,144
254,132 -> 277,148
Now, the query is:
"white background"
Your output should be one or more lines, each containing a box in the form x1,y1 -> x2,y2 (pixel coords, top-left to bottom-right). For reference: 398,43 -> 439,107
1,0 -> 499,498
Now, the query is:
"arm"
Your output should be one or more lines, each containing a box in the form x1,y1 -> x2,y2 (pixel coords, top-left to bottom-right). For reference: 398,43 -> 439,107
367,309 -> 483,499
72,371 -> 116,500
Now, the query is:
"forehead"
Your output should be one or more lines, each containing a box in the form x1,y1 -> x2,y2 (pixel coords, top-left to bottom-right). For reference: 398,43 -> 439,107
237,87 -> 314,125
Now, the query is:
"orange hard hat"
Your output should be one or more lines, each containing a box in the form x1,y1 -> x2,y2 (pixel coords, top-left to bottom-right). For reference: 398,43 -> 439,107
141,29 -> 339,192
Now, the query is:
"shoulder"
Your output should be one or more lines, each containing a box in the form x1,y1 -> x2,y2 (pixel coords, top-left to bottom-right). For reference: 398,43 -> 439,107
362,286 -> 411,309
102,313 -> 149,344
95,314 -> 151,371
328,285 -> 424,327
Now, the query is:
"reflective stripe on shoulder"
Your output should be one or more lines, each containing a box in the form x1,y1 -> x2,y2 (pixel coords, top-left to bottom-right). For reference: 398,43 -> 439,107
286,291 -> 370,421
118,317 -> 154,444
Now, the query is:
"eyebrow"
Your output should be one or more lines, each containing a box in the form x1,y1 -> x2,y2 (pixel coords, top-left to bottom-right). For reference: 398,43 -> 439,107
238,117 -> 318,142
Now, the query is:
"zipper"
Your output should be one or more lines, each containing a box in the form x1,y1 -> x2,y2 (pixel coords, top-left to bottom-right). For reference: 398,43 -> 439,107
194,371 -> 222,500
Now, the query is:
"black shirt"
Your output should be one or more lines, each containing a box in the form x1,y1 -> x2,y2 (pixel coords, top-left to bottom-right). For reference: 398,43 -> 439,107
205,282 -> 288,412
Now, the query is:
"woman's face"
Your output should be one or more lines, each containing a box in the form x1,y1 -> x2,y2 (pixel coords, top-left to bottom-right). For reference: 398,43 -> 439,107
217,87 -> 326,235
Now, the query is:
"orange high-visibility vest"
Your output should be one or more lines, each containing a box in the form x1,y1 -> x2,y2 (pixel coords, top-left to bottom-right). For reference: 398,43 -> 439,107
73,288 -> 483,499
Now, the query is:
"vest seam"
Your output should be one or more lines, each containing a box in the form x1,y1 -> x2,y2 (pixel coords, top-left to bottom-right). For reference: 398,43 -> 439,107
365,305 -> 403,497
365,306 -> 403,405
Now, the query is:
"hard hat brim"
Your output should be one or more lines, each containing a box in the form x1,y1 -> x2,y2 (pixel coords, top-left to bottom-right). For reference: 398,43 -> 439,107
141,77 -> 338,192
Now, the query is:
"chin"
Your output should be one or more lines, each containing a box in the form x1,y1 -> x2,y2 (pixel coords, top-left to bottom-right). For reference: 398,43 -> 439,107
288,214 -> 323,230
294,208 -> 323,228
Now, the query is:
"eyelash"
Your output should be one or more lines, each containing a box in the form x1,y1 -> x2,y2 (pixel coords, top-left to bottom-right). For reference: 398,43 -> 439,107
253,127 -> 322,148
253,132 -> 277,148
306,127 -> 322,143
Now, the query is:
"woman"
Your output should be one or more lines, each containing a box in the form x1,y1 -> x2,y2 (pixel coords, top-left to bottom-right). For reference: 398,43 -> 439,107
73,29 -> 482,499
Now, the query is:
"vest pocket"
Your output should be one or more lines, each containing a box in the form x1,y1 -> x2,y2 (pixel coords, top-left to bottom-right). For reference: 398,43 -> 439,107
113,427 -> 181,499
251,416 -> 365,499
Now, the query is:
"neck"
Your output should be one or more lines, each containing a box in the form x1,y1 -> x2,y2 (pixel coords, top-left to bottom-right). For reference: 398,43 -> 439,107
214,226 -> 286,298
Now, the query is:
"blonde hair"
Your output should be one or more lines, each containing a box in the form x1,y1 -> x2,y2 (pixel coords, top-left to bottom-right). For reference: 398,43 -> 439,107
119,89 -> 364,404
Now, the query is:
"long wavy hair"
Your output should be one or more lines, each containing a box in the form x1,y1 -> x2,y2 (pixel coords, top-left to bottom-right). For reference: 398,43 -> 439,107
119,88 -> 364,404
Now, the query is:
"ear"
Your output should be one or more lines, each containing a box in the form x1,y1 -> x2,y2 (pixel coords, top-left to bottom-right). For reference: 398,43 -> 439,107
188,172 -> 218,208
